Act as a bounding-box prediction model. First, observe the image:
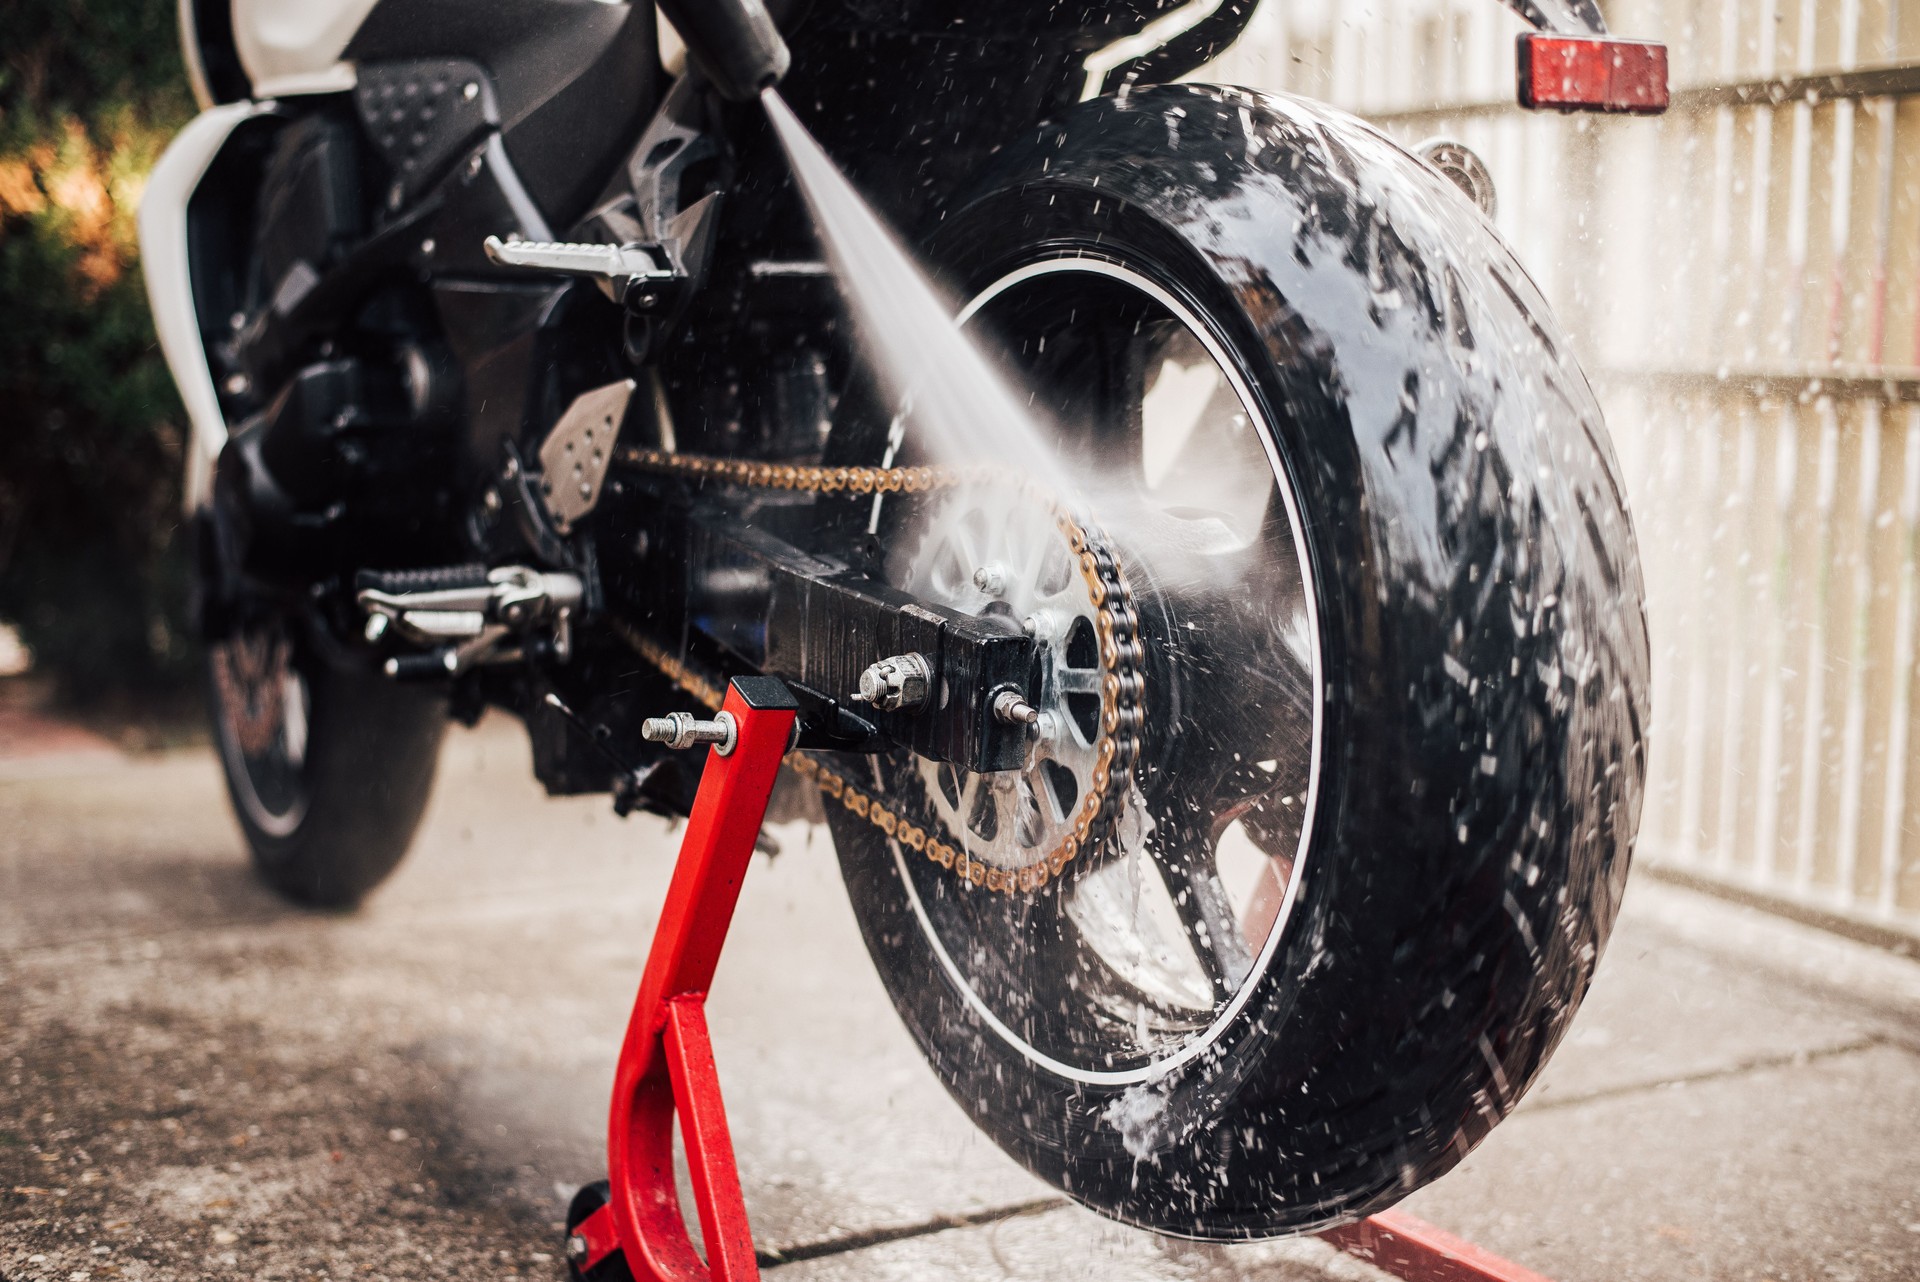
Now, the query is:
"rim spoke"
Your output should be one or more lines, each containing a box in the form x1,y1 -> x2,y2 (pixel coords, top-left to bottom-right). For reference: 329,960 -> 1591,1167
1057,667 -> 1102,695
1147,822 -> 1255,1000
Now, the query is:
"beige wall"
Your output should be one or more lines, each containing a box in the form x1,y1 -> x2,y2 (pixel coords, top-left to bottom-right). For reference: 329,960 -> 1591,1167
1204,0 -> 1920,935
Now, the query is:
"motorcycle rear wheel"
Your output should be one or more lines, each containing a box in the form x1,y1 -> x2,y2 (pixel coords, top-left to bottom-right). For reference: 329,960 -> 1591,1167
825,86 -> 1648,1238
207,611 -> 444,908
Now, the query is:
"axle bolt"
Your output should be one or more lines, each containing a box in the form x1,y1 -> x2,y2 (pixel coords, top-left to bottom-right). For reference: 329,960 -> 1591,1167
565,1233 -> 589,1263
992,690 -> 1040,727
642,710 -> 739,756
852,652 -> 932,713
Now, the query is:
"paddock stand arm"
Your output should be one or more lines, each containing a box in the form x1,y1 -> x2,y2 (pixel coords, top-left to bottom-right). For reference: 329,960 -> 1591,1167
571,676 -> 797,1282
564,674 -> 1557,1282
1320,1209 -> 1558,1282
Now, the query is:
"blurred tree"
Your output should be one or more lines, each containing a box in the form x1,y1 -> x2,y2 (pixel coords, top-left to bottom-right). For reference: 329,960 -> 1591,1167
0,0 -> 198,708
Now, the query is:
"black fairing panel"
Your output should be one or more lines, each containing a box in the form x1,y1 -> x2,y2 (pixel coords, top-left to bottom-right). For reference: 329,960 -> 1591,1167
355,59 -> 499,206
344,0 -> 659,228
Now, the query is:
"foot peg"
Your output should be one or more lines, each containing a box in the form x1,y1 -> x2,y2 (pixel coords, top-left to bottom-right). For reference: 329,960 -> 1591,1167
358,564 -> 582,676
482,236 -> 673,301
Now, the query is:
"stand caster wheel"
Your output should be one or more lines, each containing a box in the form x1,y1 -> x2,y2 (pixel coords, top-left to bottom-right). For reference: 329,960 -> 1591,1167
565,1180 -> 634,1282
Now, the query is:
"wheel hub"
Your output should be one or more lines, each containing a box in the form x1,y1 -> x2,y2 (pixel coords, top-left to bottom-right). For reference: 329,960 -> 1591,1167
210,628 -> 306,764
901,484 -> 1113,873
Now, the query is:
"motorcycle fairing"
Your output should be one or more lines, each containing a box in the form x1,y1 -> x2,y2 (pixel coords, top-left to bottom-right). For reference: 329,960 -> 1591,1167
141,101 -> 277,512
343,0 -> 659,229
231,0 -> 379,98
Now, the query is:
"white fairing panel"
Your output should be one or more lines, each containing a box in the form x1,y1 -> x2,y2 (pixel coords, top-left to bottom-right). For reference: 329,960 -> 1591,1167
177,0 -> 215,109
139,101 -> 273,513
232,0 -> 380,97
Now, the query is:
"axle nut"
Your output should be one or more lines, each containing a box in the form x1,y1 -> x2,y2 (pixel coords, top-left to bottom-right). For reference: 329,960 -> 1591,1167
992,689 -> 1040,727
853,652 -> 932,713
972,564 -> 1010,596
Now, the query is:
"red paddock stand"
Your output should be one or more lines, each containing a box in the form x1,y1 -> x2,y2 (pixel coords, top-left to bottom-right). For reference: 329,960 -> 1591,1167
565,676 -> 1556,1282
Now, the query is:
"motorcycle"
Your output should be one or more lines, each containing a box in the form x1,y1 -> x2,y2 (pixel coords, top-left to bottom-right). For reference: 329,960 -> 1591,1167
141,0 -> 1656,1245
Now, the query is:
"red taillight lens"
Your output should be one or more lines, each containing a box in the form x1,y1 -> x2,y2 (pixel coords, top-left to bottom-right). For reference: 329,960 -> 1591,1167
1517,33 -> 1670,115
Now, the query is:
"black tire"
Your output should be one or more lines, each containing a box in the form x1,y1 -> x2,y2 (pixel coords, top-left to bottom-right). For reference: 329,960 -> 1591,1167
825,85 -> 1648,1238
207,612 -> 445,908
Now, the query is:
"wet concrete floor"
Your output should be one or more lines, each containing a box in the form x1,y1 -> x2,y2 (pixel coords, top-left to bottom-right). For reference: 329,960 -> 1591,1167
3,717 -> 1918,1281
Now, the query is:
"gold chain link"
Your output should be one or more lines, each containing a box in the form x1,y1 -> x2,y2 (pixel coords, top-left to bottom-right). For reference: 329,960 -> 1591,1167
611,448 -> 1145,897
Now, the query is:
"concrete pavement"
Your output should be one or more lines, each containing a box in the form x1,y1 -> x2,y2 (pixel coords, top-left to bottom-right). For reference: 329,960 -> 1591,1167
2,717 -> 1917,1281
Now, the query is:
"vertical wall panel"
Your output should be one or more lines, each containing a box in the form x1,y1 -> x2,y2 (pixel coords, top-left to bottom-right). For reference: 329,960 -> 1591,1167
1202,0 -> 1920,936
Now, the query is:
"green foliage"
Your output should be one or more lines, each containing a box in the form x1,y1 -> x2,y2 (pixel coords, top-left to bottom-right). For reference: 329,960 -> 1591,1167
0,0 -> 199,707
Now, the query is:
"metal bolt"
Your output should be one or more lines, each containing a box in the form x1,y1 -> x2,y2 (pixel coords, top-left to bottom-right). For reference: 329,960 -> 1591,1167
641,710 -> 739,755
363,613 -> 391,643
223,372 -> 251,396
482,487 -> 502,515
853,652 -> 932,713
972,564 -> 1009,596
992,690 -> 1039,727
565,1233 -> 589,1263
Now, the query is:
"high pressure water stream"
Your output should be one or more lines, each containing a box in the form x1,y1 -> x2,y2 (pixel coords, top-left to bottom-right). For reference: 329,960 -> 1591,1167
760,89 -> 1073,497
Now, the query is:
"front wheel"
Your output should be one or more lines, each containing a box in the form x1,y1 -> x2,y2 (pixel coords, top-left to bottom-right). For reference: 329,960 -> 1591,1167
825,86 -> 1648,1238
207,609 -> 445,907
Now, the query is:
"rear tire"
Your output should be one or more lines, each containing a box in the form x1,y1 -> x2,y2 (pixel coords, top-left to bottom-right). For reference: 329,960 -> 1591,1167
825,85 -> 1648,1238
207,612 -> 444,908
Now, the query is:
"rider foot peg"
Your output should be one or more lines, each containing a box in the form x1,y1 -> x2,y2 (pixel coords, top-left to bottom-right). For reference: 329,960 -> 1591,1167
642,710 -> 738,755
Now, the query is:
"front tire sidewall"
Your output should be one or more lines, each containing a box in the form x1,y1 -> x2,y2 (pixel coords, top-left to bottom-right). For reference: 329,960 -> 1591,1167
830,85 -> 1648,1237
208,615 -> 446,909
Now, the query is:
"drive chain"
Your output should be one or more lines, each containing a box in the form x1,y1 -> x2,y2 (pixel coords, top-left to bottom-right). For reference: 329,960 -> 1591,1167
611,446 -> 1145,896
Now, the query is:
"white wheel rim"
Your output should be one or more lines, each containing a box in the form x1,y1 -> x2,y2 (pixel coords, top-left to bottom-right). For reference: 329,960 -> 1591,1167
879,255 -> 1327,1086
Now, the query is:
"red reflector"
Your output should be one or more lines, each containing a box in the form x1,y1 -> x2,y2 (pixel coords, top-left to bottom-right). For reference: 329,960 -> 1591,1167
1517,33 -> 1670,115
